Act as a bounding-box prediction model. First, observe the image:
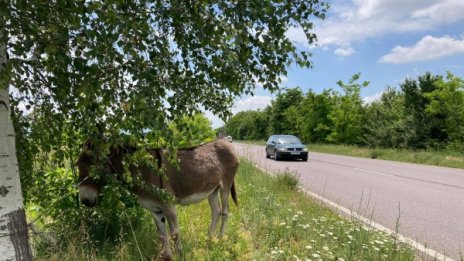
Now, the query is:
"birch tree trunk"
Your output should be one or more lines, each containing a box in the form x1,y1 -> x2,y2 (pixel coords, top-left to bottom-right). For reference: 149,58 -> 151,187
0,32 -> 32,261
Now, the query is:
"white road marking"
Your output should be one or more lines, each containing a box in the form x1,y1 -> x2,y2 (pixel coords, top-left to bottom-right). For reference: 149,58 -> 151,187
355,167 -> 393,177
254,164 -> 455,261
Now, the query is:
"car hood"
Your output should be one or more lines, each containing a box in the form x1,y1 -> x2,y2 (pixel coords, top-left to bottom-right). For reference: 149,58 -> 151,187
275,143 -> 306,149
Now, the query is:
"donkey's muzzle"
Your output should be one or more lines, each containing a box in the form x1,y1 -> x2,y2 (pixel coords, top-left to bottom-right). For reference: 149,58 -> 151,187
81,198 -> 96,207
79,185 -> 99,208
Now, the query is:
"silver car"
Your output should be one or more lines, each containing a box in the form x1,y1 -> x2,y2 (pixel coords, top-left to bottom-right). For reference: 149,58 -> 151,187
265,135 -> 308,161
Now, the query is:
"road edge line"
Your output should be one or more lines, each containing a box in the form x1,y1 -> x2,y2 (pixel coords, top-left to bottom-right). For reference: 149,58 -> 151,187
253,164 -> 455,261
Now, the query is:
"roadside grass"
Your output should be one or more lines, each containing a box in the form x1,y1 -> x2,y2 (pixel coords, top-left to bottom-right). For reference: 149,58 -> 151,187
33,159 -> 415,260
238,140 -> 464,169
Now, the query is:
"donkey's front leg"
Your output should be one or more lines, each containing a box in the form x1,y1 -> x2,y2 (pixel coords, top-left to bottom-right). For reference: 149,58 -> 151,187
162,204 -> 183,254
151,210 -> 173,260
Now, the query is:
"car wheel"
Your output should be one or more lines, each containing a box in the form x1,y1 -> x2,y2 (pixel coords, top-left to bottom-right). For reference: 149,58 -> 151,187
302,156 -> 308,162
266,150 -> 270,158
274,150 -> 280,161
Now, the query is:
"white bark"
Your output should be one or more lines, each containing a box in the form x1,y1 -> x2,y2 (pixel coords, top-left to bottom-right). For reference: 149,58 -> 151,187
0,33 -> 32,260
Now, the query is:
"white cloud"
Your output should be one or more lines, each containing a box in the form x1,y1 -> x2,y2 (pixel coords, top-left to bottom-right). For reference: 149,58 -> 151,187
379,35 -> 464,64
205,95 -> 274,129
231,96 -> 273,114
412,0 -> 464,23
286,27 -> 310,46
334,46 -> 356,57
363,91 -> 383,104
311,0 -> 464,48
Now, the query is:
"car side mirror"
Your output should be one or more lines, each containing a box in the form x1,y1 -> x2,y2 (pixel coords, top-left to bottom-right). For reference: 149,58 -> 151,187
271,141 -> 276,144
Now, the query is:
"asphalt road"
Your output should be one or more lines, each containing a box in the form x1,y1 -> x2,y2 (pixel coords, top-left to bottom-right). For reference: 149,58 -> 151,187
233,143 -> 464,260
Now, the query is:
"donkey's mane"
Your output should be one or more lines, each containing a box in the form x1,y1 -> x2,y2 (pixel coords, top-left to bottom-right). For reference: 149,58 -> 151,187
172,139 -> 217,151
115,139 -> 219,154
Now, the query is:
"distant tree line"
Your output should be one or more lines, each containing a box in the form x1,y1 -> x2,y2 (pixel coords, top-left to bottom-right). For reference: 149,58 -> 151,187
224,72 -> 464,151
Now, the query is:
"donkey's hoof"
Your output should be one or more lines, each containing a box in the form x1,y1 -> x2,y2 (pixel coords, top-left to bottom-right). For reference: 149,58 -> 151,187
158,251 -> 173,261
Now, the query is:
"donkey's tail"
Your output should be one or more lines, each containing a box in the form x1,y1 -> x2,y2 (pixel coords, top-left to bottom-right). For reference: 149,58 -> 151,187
231,182 -> 238,206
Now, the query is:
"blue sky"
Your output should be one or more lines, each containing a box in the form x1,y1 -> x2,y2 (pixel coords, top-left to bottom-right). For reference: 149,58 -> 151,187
208,0 -> 464,128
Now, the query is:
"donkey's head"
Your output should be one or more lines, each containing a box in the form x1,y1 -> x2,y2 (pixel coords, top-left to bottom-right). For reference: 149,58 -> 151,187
77,139 -> 111,207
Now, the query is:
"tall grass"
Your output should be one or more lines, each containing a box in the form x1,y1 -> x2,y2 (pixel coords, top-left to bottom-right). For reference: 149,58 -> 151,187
33,160 -> 415,260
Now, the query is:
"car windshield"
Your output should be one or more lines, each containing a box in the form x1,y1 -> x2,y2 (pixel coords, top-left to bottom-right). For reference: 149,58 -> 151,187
276,136 -> 301,144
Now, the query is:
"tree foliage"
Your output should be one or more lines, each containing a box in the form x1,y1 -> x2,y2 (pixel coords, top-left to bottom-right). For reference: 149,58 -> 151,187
3,0 -> 328,151
326,73 -> 367,144
299,90 -> 333,143
400,73 -> 440,148
425,72 -> 464,143
225,110 -> 269,140
169,113 -> 216,148
362,87 -> 413,148
268,88 -> 304,135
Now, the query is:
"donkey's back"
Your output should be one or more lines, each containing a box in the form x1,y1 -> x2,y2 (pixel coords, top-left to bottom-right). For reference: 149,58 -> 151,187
160,139 -> 239,205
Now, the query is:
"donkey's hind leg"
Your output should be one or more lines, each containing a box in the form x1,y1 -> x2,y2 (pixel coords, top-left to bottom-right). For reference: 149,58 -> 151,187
208,187 -> 221,237
151,210 -> 173,260
218,187 -> 231,237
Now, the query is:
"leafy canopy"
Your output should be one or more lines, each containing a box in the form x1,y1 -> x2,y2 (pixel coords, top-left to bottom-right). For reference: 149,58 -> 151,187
2,0 -> 328,154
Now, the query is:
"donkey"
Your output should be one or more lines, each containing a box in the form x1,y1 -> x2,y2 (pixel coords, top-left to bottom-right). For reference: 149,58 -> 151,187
77,139 -> 239,260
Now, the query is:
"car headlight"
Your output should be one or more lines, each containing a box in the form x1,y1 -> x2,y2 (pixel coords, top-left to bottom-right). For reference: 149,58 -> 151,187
277,147 -> 286,151
303,148 -> 308,151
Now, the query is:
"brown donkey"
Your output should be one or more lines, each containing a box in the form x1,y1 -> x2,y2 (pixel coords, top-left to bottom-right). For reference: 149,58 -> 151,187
77,139 -> 239,260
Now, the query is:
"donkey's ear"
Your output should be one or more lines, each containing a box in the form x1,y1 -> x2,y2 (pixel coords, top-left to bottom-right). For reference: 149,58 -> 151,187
96,123 -> 105,137
94,123 -> 109,143
83,139 -> 93,152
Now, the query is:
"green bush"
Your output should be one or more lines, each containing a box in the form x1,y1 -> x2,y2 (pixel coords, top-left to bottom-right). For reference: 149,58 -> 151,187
28,167 -> 148,256
275,170 -> 300,191
371,150 -> 382,159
